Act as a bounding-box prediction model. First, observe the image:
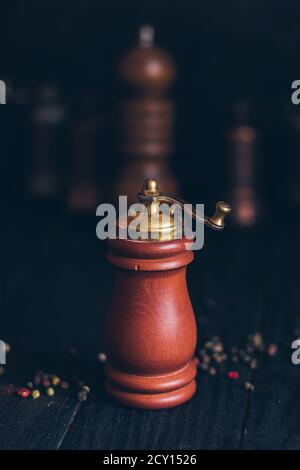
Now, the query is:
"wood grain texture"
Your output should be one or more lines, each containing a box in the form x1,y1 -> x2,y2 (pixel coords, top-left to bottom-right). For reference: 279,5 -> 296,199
0,392 -> 80,450
241,228 -> 300,449
105,238 -> 196,409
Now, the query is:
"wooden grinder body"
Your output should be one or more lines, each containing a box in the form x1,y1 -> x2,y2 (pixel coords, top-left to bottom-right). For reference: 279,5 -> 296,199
105,237 -> 197,409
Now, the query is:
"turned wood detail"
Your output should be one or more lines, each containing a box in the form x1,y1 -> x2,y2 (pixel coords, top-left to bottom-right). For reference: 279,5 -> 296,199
105,237 -> 197,409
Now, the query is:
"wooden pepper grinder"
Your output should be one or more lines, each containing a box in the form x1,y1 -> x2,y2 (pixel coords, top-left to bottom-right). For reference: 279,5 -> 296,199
105,179 -> 231,409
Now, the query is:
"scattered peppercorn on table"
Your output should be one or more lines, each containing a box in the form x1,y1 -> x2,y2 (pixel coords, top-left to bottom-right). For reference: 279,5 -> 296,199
0,205 -> 299,450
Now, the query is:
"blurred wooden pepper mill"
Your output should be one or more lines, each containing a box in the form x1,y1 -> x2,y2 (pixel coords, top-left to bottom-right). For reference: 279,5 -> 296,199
105,179 -> 230,409
227,100 -> 261,228
112,25 -> 179,204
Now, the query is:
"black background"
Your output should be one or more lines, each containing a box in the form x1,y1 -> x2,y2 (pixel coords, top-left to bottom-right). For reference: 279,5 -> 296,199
0,0 -> 300,450
0,0 -> 300,208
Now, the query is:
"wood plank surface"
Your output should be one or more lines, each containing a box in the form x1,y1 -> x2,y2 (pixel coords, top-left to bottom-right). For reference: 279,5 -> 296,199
0,206 -> 298,450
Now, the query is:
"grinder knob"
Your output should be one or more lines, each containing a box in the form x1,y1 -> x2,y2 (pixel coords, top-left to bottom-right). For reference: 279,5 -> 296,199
206,201 -> 231,230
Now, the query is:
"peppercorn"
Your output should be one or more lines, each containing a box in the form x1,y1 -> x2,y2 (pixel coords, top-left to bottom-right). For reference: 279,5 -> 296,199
212,353 -> 222,364
42,377 -> 51,388
81,385 -> 90,394
77,390 -> 88,402
243,355 -> 251,363
34,374 -> 42,386
32,389 -> 40,399
252,333 -> 263,349
244,382 -> 255,392
204,341 -> 214,351
246,345 -> 254,354
267,344 -> 278,357
46,387 -> 55,397
51,375 -> 61,386
228,371 -> 239,380
97,353 -> 107,363
17,387 -> 30,398
213,342 -> 223,353
203,354 -> 211,364
1,384 -> 15,396
208,367 -> 216,376
61,381 -> 69,390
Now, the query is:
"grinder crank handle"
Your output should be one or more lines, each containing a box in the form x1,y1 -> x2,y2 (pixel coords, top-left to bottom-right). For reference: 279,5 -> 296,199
138,179 -> 231,230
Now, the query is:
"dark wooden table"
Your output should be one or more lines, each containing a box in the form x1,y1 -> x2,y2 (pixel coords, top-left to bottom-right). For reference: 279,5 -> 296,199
0,200 -> 299,450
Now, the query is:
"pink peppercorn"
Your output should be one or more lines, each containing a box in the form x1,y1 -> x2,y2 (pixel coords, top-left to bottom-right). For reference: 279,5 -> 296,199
17,387 -> 30,398
228,371 -> 239,380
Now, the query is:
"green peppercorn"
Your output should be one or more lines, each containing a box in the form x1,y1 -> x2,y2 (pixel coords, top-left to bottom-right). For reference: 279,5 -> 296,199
252,333 -> 263,349
51,375 -> 61,386
204,341 -> 214,351
32,389 -> 40,399
46,387 -> 55,397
